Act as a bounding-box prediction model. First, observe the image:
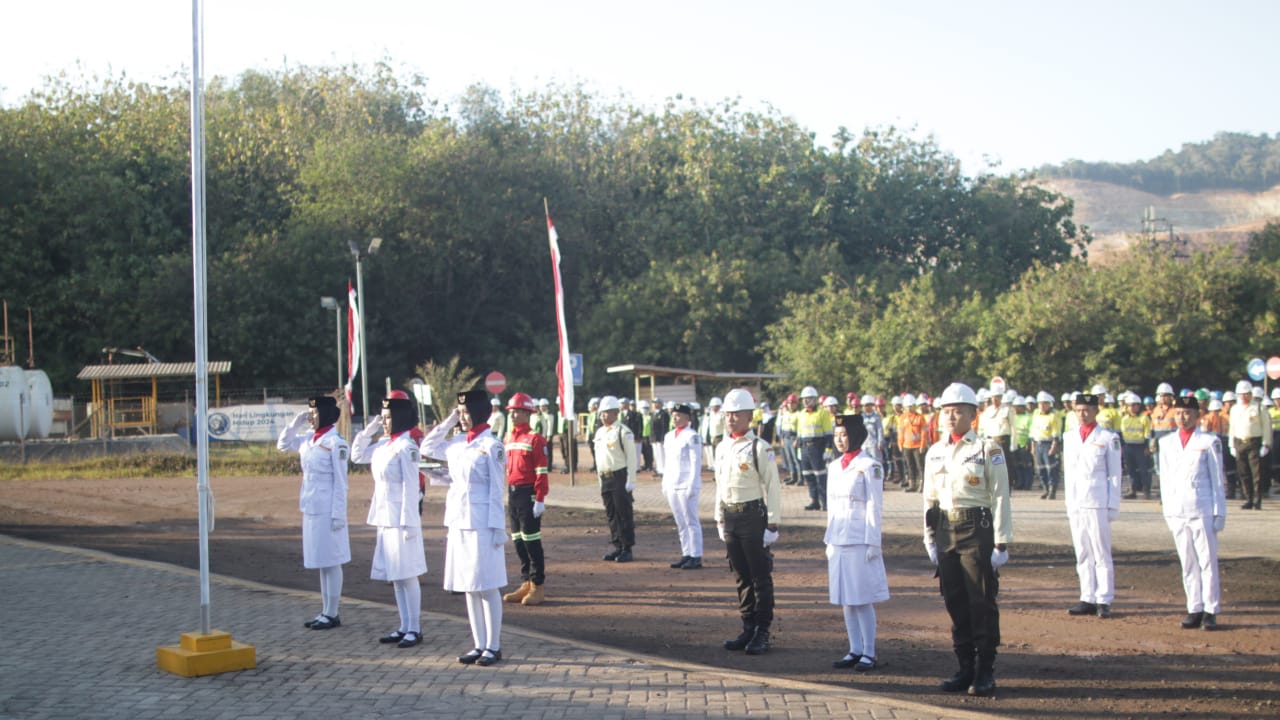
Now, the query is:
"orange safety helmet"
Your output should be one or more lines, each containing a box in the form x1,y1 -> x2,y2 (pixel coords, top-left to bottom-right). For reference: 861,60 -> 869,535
506,392 -> 537,412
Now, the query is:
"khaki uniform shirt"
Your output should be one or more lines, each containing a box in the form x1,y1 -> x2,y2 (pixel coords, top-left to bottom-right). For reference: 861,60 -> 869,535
593,421 -> 637,486
713,432 -> 782,525
922,430 -> 1013,545
1229,400 -> 1274,446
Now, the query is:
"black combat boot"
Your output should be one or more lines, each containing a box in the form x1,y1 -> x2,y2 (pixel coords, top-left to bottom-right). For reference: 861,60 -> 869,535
940,650 -> 975,692
969,653 -> 996,697
723,623 -> 756,651
745,627 -> 771,655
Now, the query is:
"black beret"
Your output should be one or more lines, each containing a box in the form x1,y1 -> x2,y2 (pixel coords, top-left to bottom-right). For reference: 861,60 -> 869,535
1075,393 -> 1100,407
1173,395 -> 1199,411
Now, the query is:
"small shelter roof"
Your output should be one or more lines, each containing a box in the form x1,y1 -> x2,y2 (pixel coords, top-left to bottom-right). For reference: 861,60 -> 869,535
77,361 -> 232,381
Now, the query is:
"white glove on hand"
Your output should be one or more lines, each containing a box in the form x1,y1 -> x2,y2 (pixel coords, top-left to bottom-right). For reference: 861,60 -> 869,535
532,501 -> 545,518
1213,515 -> 1225,533
625,479 -> 637,492
762,529 -> 779,547
288,410 -> 309,429
1262,445 -> 1272,458
991,548 -> 1009,569
925,541 -> 938,566
1108,508 -> 1119,522
717,523 -> 727,542
331,518 -> 346,532
360,420 -> 382,438
866,545 -> 881,562
1230,447 -> 1238,458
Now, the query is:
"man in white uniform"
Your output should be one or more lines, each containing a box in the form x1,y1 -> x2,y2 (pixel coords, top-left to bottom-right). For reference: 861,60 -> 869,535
1062,392 -> 1122,618
662,403 -> 704,569
1159,395 -> 1227,630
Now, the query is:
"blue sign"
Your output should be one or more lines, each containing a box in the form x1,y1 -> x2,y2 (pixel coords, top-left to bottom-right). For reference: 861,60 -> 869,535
570,353 -> 583,386
1248,357 -> 1266,382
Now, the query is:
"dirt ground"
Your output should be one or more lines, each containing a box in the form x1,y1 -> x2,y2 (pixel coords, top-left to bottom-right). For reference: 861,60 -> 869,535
2,471 -> 1278,719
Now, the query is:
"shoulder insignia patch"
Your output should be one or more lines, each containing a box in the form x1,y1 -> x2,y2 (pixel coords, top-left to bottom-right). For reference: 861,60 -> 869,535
338,448 -> 348,462
989,450 -> 1005,466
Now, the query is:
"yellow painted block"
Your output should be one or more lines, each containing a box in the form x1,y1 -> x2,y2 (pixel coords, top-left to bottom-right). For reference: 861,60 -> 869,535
156,631 -> 256,677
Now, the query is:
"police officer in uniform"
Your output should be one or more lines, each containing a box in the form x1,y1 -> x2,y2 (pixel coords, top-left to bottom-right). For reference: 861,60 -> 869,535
715,388 -> 782,655
593,395 -> 638,562
922,383 -> 1012,697
1230,380 -> 1273,509
277,396 -> 351,630
1159,394 -> 1227,629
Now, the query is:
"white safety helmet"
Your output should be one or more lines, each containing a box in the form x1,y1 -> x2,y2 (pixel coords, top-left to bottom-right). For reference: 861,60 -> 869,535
708,396 -> 723,408
933,397 -> 942,409
1273,388 -> 1280,400
1071,391 -> 1081,401
1061,392 -> 1071,402
800,386 -> 819,399
1036,391 -> 1055,404
664,400 -> 675,410
1012,395 -> 1028,406
1208,399 -> 1224,411
916,395 -> 931,407
1003,390 -> 1017,403
588,397 -> 600,408
939,382 -> 979,407
1091,383 -> 1107,396
901,393 -> 916,406
1236,380 -> 1253,395
722,388 -> 756,412
598,395 -> 621,412
1156,382 -> 1174,396
1104,393 -> 1115,405
490,397 -> 501,406
1266,397 -> 1275,408
976,388 -> 990,402
1222,391 -> 1236,402
539,398 -> 551,407
823,395 -> 839,407
1253,387 -> 1266,399
860,394 -> 876,405
989,377 -> 1006,394
638,400 -> 650,410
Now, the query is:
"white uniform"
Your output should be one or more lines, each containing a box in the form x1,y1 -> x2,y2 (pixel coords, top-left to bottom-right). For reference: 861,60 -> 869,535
662,425 -> 703,559
422,417 -> 508,593
1158,429 -> 1227,614
353,430 -> 427,581
1062,424 -> 1122,605
824,453 -> 889,606
277,425 -> 351,569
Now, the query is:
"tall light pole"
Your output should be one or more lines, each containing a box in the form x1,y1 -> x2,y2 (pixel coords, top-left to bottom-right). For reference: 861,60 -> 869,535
320,296 -> 342,391
348,237 -> 382,421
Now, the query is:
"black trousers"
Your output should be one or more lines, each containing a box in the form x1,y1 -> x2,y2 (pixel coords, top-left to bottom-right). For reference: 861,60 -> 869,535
1234,437 -> 1267,503
722,500 -> 774,630
599,470 -> 635,549
508,485 -> 545,585
936,507 -> 1000,659
799,441 -> 828,507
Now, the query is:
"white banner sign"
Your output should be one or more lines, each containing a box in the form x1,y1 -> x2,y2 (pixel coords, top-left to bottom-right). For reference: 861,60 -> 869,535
207,404 -> 307,442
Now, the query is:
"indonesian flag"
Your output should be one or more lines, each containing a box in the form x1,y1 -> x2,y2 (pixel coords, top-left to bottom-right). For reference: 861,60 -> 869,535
345,281 -> 360,412
547,208 -> 574,418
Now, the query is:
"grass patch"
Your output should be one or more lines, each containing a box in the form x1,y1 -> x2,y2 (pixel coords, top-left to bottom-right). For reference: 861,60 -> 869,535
0,444 -> 371,481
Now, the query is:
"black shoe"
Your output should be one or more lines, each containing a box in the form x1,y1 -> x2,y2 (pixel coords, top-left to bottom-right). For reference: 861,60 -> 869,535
803,503 -> 820,511
310,614 -> 340,630
1181,611 -> 1204,629
1123,491 -> 1136,499
615,549 -> 633,563
968,666 -> 996,696
1096,604 -> 1111,619
681,557 -> 703,570
1202,613 -> 1217,630
723,625 -> 756,651
379,631 -> 406,644
1068,601 -> 1098,616
1049,491 -> 1057,499
458,648 -> 484,664
396,631 -> 421,648
854,657 -> 877,672
304,614 -> 325,628
1255,500 -> 1263,510
745,628 -> 771,655
475,649 -> 502,666
602,550 -> 621,561
1242,501 -> 1255,510
833,653 -> 861,668
671,556 -> 691,569
940,666 -> 975,692
1040,491 -> 1048,499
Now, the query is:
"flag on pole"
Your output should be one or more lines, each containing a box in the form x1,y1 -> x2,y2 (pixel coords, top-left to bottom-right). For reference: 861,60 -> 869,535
546,208 -> 574,418
345,281 -> 361,412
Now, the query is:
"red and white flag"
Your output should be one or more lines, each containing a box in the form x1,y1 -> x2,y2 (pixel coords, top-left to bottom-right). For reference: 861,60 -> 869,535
345,281 -> 361,412
547,209 -> 574,418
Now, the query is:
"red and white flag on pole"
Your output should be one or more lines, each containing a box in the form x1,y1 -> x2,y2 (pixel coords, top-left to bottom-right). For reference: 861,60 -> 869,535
547,207 -> 574,417
345,281 -> 361,412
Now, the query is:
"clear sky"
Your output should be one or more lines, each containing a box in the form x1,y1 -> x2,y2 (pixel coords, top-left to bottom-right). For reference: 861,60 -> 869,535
2,0 -> 1277,173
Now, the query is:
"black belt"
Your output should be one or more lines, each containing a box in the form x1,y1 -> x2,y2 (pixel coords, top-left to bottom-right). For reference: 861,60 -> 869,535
720,498 -> 764,513
799,438 -> 824,446
939,506 -> 991,524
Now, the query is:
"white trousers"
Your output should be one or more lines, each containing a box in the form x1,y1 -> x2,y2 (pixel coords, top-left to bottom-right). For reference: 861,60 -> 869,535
664,487 -> 703,558
1068,507 -> 1114,604
1166,515 -> 1220,614
652,441 -> 665,475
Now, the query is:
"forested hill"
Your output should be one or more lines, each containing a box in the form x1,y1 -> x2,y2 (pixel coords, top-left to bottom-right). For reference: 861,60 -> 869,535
1037,131 -> 1280,195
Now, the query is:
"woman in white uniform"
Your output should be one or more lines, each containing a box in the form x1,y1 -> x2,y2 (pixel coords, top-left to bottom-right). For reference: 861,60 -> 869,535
825,412 -> 889,671
662,403 -> 704,569
352,397 -> 428,648
276,396 -> 351,630
421,389 -> 508,667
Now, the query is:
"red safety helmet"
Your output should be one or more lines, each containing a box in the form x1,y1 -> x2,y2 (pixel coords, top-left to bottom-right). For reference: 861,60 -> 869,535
846,391 -> 858,401
785,393 -> 798,403
875,396 -> 886,407
387,390 -> 410,400
506,392 -> 537,412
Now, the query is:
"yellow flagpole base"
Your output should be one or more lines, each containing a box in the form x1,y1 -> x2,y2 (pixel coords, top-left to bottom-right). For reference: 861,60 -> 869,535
156,630 -> 256,677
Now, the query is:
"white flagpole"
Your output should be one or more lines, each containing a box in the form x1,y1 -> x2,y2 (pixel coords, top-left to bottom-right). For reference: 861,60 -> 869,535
189,0 -> 212,635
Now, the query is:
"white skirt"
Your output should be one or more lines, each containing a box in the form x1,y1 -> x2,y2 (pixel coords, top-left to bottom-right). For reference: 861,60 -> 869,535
443,528 -> 507,593
826,543 -> 890,606
302,513 -> 351,569
370,525 -> 427,581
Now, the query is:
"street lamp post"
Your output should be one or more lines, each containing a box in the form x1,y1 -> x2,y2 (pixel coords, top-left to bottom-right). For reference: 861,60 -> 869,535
320,296 -> 341,391
348,237 -> 382,422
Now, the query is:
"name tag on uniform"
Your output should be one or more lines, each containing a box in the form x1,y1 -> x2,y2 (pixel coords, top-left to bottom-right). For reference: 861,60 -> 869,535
963,451 -> 985,465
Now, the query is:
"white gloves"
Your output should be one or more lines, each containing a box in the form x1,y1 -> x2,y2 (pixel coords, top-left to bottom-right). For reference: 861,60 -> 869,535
288,410 -> 309,430
331,518 -> 346,532
625,479 -> 636,492
1262,445 -> 1272,458
866,545 -> 881,562
1213,515 -> 1225,533
360,420 -> 382,438
991,548 -> 1009,569
532,501 -> 545,518
1108,508 -> 1119,522
717,523 -> 727,542
762,529 -> 779,547
925,541 -> 938,566
1230,447 -> 1238,458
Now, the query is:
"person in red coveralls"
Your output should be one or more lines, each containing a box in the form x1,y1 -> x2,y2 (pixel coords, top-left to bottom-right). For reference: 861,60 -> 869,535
501,392 -> 551,606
